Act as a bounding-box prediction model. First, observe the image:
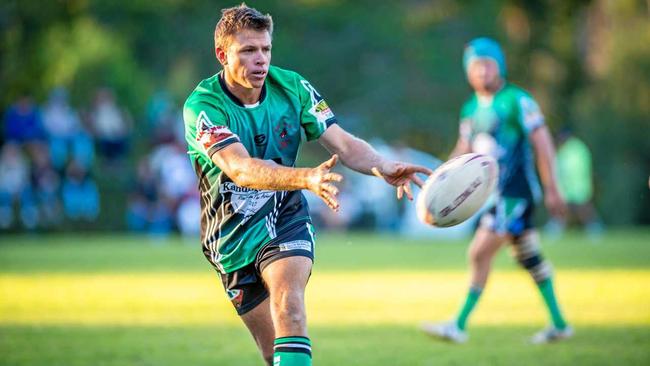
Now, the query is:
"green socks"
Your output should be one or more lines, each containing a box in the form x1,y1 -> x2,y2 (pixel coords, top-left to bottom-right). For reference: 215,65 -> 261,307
537,278 -> 568,329
455,286 -> 483,331
273,336 -> 312,366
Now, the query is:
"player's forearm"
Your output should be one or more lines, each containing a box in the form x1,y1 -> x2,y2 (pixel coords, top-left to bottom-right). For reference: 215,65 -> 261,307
229,158 -> 310,191
334,136 -> 387,175
532,127 -> 559,191
449,139 -> 471,159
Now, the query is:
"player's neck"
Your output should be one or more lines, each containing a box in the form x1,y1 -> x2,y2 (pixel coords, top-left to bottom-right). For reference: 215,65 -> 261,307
475,79 -> 505,99
222,72 -> 262,105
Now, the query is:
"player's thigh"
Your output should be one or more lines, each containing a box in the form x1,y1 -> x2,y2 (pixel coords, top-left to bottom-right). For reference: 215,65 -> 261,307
219,263 -> 275,361
261,255 -> 312,337
468,227 -> 508,262
257,221 -> 315,297
262,255 -> 312,295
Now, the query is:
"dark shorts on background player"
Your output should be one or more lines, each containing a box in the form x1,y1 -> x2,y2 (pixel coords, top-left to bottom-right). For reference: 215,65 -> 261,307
479,196 -> 535,236
219,221 -> 315,315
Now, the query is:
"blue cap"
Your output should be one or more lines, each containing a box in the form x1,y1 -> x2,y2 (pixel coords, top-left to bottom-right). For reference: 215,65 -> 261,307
463,37 -> 506,77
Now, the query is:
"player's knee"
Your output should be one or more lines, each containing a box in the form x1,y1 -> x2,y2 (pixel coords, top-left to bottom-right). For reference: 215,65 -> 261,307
273,291 -> 306,327
512,231 -> 553,282
468,244 -> 492,265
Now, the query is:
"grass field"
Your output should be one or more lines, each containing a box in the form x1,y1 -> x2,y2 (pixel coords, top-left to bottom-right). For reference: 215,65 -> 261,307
1,230 -> 649,365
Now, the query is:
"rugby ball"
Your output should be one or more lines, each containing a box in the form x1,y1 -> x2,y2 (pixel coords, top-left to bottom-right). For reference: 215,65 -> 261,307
416,153 -> 498,227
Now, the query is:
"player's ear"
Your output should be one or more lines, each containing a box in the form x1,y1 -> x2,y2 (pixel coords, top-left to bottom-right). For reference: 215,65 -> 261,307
215,47 -> 227,66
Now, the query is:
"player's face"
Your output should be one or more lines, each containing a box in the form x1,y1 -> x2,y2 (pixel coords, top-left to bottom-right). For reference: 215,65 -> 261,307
220,29 -> 272,89
467,58 -> 502,94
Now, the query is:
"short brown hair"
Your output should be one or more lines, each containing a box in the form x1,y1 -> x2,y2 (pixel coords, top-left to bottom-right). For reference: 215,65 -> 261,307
214,3 -> 273,50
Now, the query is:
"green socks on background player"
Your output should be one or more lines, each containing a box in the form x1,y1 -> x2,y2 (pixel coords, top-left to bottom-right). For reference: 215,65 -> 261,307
455,286 -> 483,331
273,336 -> 312,366
455,279 -> 567,332
537,277 -> 568,329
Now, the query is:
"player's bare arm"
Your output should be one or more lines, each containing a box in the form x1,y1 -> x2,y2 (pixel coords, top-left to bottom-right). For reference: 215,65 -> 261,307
530,126 -> 567,217
211,142 -> 343,211
318,124 -> 432,200
449,136 -> 472,159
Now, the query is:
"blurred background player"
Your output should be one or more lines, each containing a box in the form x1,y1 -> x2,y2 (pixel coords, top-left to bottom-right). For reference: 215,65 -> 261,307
183,5 -> 431,365
546,128 -> 603,240
421,37 -> 572,344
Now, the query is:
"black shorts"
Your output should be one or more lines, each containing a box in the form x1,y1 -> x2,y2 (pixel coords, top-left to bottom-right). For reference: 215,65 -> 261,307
219,221 -> 315,315
479,196 -> 535,236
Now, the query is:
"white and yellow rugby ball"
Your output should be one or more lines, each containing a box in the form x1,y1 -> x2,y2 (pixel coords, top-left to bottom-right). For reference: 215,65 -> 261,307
416,153 -> 498,227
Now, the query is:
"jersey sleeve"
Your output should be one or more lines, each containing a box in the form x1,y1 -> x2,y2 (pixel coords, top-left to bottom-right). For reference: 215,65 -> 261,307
183,100 -> 240,163
516,93 -> 545,134
297,78 -> 337,141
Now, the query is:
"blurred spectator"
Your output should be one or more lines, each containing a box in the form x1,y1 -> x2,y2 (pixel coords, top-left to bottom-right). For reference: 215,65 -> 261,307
88,88 -> 131,164
42,87 -> 94,170
0,143 -> 38,229
30,144 -> 62,228
146,90 -> 186,145
127,159 -> 161,232
126,141 -> 196,236
149,142 -> 197,204
546,129 -> 603,239
176,191 -> 201,236
61,160 -> 100,221
3,94 -> 46,147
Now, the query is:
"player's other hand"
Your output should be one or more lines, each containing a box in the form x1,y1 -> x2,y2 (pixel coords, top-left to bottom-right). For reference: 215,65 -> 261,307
307,154 -> 343,212
544,186 -> 567,218
371,162 -> 433,201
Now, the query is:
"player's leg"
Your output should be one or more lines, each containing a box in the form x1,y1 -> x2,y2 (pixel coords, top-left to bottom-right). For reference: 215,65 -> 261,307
240,298 -> 276,364
511,230 -> 572,343
457,227 -> 507,330
262,256 -> 312,366
575,202 -> 604,239
422,227 -> 506,342
219,263 -> 275,364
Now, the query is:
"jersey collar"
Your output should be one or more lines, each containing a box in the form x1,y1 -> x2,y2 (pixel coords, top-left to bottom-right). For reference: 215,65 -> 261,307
218,72 -> 267,108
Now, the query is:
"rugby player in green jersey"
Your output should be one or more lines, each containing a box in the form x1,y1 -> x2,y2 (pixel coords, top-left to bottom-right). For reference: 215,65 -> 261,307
421,38 -> 573,344
183,5 -> 431,365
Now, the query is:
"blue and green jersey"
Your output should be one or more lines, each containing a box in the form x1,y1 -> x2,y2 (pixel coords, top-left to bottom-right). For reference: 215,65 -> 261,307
458,83 -> 544,202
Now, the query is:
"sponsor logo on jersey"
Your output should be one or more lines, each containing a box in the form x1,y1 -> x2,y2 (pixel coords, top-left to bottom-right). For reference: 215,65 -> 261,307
278,240 -> 312,252
300,80 -> 335,127
254,134 -> 267,145
220,182 -> 275,223
226,289 -> 243,308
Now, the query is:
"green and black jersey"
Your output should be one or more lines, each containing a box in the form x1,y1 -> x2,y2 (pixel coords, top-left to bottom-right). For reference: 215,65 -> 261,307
183,65 -> 336,273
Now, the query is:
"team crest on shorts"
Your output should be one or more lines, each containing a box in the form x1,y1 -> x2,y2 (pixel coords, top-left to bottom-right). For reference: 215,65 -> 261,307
227,289 -> 244,308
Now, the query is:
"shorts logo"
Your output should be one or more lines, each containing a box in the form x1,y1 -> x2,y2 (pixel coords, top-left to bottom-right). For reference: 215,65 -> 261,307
278,240 -> 312,252
227,289 -> 244,308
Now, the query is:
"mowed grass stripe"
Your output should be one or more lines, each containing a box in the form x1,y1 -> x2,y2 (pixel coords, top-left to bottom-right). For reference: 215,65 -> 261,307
1,270 -> 648,326
1,231 -> 649,273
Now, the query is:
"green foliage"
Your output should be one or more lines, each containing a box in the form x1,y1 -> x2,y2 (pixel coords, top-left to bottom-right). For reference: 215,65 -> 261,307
0,0 -> 648,224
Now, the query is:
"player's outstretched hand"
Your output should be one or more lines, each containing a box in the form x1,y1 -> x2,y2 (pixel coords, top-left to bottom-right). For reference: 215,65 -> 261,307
307,154 -> 343,212
371,162 -> 433,201
544,186 -> 567,218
